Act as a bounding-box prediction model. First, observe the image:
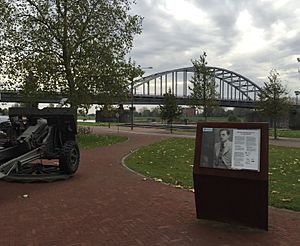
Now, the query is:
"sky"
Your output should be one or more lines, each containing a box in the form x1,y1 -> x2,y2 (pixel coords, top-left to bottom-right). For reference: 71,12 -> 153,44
129,0 -> 300,95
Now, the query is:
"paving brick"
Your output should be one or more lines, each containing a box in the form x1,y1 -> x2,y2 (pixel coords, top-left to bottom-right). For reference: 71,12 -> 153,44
0,127 -> 299,246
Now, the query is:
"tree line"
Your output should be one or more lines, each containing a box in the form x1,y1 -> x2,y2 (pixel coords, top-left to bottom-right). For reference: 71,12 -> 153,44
0,1 -> 292,138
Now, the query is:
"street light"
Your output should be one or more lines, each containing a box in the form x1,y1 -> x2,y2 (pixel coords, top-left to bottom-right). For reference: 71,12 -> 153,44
130,66 -> 153,130
296,58 -> 300,105
295,91 -> 300,105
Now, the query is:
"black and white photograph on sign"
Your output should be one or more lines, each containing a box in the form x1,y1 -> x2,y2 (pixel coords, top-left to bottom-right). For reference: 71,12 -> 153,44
214,128 -> 233,169
200,128 -> 261,171
200,128 -> 233,169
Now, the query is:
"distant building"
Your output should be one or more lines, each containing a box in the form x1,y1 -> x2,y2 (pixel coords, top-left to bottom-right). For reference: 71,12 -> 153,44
96,104 -> 130,123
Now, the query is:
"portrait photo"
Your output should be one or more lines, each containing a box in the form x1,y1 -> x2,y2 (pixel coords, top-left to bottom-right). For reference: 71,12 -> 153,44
200,128 -> 233,169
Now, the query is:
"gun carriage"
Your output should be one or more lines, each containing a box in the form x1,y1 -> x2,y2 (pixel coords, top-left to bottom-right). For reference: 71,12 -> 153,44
0,108 -> 80,182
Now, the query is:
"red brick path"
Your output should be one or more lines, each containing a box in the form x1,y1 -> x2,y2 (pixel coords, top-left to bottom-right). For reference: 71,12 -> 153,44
0,127 -> 299,246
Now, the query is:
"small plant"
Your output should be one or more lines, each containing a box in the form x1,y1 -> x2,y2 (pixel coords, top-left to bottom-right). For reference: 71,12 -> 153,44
78,126 -> 92,135
228,114 -> 241,122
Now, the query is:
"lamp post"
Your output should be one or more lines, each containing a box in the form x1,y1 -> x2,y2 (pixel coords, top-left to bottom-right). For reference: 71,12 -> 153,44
296,58 -> 300,106
130,77 -> 135,130
295,91 -> 300,105
130,66 -> 153,130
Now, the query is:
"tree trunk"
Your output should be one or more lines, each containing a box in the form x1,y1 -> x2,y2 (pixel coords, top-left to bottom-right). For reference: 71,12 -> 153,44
274,118 -> 277,140
170,121 -> 173,134
204,106 -> 207,121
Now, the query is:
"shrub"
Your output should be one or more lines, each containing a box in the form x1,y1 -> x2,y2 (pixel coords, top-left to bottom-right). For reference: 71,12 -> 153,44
228,114 -> 241,122
78,126 -> 92,135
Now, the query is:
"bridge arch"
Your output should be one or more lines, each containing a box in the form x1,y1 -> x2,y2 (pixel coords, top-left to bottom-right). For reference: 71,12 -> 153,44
134,66 -> 261,103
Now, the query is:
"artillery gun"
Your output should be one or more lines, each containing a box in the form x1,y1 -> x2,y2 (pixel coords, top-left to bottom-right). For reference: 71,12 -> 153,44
0,107 -> 80,182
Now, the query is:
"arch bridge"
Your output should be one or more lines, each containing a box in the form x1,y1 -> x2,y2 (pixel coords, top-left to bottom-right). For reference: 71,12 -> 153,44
0,66 -> 263,108
132,66 -> 262,108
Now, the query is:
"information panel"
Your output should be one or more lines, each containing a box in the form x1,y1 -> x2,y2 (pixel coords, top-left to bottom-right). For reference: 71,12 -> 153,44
194,122 -> 269,230
232,129 -> 260,171
200,128 -> 260,171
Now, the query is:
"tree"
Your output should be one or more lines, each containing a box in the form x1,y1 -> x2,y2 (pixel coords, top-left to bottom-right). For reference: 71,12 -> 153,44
101,104 -> 115,128
150,107 -> 160,117
159,89 -> 182,133
189,52 -> 218,121
232,108 -> 252,118
211,106 -> 226,117
0,0 -> 143,108
257,69 -> 291,139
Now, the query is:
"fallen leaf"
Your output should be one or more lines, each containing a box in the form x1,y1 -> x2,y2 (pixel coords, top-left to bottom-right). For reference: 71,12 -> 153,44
281,198 -> 292,202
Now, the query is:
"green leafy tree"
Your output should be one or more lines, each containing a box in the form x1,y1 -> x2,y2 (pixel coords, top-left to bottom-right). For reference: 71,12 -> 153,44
0,0 -> 142,108
159,89 -> 182,133
232,108 -> 252,118
189,52 -> 218,121
258,69 -> 291,139
142,109 -> 151,117
101,104 -> 115,128
150,107 -> 160,117
211,106 -> 226,117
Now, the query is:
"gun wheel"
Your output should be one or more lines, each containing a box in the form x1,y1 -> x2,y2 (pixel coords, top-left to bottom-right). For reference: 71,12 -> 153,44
59,141 -> 80,174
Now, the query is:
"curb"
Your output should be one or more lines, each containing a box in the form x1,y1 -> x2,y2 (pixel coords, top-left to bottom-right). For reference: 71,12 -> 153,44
121,146 -> 194,193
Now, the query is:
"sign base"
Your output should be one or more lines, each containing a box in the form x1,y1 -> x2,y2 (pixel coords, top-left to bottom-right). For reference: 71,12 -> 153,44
194,173 -> 268,230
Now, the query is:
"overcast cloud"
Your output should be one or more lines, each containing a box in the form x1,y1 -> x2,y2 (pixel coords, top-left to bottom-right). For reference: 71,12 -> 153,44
129,0 -> 300,94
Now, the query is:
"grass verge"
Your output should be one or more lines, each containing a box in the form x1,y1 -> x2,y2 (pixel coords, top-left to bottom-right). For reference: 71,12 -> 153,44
124,138 -> 300,211
125,138 -> 194,188
78,122 -> 120,127
269,129 -> 300,138
77,134 -> 127,150
171,128 -> 300,138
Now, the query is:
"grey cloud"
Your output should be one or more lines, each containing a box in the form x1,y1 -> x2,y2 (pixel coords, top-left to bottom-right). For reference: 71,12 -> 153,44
129,0 -> 300,93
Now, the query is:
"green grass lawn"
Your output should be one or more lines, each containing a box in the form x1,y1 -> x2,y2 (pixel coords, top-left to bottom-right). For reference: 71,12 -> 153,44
124,138 -> 300,211
77,121 -> 300,139
173,128 -> 300,138
78,122 -> 120,127
269,129 -> 300,138
269,145 -> 300,210
77,134 -> 127,149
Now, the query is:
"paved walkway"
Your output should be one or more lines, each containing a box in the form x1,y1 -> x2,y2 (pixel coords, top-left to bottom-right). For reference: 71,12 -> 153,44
0,127 -> 299,245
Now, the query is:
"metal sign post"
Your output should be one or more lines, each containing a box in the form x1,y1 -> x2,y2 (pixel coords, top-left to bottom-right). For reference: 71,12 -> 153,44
115,112 -> 120,133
